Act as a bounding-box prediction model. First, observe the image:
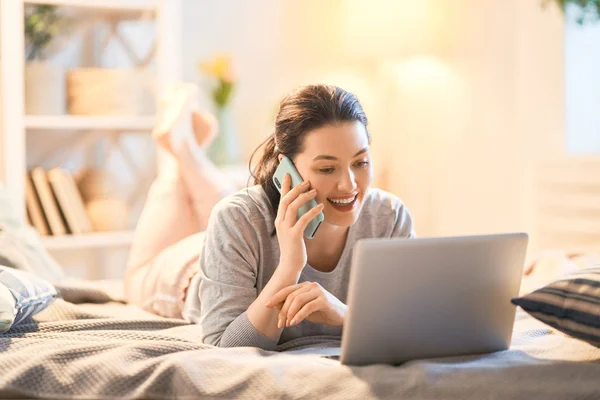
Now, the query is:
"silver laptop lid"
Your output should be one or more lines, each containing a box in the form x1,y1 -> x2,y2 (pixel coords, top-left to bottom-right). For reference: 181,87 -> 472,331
341,233 -> 528,366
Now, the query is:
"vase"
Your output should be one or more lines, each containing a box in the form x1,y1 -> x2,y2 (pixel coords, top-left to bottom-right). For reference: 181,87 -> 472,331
207,106 -> 241,166
25,61 -> 66,115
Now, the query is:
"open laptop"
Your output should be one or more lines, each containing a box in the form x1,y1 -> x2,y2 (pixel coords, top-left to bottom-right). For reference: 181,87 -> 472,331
336,232 -> 528,366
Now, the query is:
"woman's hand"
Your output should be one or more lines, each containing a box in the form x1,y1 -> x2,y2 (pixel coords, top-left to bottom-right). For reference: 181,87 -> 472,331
265,282 -> 347,328
275,173 -> 324,273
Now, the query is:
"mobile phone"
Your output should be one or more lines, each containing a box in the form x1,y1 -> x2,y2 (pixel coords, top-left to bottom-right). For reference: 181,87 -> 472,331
272,155 -> 324,239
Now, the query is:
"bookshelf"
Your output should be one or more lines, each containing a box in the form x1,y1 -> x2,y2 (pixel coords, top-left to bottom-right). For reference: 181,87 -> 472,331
0,0 -> 183,253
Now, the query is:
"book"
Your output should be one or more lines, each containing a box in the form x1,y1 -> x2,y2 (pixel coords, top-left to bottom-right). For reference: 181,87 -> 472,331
63,171 -> 93,233
30,167 -> 66,236
24,172 -> 50,236
48,168 -> 93,235
48,168 -> 81,235
26,207 -> 33,227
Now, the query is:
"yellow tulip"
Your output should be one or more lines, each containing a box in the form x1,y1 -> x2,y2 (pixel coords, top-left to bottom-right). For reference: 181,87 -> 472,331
198,53 -> 235,83
198,60 -> 217,77
197,53 -> 236,108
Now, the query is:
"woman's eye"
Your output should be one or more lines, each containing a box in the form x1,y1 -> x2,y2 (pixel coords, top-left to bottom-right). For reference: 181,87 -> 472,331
318,168 -> 335,174
355,161 -> 370,168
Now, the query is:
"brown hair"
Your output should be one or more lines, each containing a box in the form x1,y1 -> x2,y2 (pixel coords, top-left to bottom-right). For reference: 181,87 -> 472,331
249,84 -> 370,214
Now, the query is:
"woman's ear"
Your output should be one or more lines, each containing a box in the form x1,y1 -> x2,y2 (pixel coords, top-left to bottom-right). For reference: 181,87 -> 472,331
278,154 -> 284,162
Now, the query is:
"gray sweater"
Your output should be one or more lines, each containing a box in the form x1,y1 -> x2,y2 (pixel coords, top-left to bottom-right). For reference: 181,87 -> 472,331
183,185 -> 415,350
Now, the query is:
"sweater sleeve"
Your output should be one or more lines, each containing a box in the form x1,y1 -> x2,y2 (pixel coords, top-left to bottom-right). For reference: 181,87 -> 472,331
197,200 -> 280,350
391,199 -> 416,239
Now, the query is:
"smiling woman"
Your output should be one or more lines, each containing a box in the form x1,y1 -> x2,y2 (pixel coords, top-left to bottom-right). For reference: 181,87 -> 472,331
124,84 -> 416,351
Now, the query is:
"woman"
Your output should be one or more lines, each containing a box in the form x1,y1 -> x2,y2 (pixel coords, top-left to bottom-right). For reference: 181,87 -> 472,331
125,84 -> 415,350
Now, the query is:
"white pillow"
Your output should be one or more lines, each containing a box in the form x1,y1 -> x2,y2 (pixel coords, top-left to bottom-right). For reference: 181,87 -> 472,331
0,281 -> 14,333
0,183 -> 64,283
0,228 -> 64,283
0,266 -> 58,333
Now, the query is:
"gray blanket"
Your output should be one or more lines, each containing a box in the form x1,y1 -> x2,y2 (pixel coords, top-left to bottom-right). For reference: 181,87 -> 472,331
0,280 -> 599,400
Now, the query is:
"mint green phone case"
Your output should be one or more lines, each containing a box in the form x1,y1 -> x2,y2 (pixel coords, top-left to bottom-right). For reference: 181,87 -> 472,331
273,156 -> 324,239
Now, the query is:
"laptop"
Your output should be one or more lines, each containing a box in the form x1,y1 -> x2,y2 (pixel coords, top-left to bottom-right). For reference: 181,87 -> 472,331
337,232 -> 528,366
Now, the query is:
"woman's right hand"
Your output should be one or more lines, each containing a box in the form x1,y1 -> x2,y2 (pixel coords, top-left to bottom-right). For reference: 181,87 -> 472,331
275,174 -> 324,272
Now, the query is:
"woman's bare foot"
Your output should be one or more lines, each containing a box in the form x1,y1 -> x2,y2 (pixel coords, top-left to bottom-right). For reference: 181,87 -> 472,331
150,83 -> 237,230
152,84 -> 218,153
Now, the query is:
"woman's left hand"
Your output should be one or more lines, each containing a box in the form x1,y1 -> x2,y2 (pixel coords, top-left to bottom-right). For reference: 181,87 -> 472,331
265,282 -> 347,328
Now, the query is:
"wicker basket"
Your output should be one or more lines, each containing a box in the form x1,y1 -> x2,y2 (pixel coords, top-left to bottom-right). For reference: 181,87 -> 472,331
67,67 -> 155,115
76,168 -> 118,203
76,168 -> 130,231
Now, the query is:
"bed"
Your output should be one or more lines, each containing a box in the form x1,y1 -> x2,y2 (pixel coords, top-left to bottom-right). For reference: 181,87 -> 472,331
0,277 -> 597,400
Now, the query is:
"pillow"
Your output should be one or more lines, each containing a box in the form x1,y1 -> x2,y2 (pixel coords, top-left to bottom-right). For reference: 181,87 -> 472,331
512,266 -> 600,347
0,265 -> 58,333
0,183 -> 65,284
0,282 -> 14,332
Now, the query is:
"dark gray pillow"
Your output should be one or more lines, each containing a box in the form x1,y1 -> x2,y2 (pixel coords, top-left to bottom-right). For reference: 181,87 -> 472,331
512,266 -> 600,347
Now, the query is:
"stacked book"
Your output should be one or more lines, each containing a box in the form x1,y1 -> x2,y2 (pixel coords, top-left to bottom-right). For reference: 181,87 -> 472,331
25,167 -> 93,236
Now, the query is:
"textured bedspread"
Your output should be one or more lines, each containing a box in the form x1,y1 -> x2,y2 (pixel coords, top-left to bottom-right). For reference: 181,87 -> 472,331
0,279 -> 599,400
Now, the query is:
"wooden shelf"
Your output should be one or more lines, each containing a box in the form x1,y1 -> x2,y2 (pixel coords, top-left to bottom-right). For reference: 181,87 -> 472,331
23,0 -> 156,20
25,115 -> 156,131
42,230 -> 135,250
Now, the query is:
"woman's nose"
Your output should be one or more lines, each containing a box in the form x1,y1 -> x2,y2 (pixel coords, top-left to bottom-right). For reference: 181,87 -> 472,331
338,169 -> 357,192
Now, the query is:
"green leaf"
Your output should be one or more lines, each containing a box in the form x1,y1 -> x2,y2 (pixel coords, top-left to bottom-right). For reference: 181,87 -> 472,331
551,0 -> 600,23
24,4 -> 62,60
212,79 -> 235,108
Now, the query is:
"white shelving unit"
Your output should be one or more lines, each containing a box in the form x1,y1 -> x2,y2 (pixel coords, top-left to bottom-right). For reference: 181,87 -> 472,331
24,0 -> 156,16
42,230 -> 135,250
0,0 -> 182,252
25,115 -> 156,131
